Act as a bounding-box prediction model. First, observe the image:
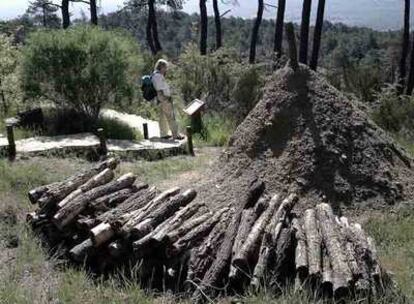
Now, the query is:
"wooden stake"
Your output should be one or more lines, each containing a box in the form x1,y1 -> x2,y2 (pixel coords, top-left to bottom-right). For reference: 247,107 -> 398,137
186,126 -> 195,156
97,128 -> 107,156
143,123 -> 149,140
6,123 -> 16,160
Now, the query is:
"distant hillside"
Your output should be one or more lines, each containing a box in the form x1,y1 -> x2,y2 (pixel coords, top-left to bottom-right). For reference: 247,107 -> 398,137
184,0 -> 408,31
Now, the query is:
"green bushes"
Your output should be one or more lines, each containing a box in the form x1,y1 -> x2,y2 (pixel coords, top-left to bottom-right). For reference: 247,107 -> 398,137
372,85 -> 414,137
22,26 -> 143,121
192,114 -> 236,147
0,34 -> 21,114
174,45 -> 265,123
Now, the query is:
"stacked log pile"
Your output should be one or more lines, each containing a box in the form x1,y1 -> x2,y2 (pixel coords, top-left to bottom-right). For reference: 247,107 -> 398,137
27,159 -> 391,302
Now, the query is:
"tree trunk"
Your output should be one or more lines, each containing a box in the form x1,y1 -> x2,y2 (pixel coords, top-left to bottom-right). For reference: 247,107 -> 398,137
299,0 -> 312,64
149,0 -> 162,53
90,0 -> 98,25
273,0 -> 286,57
146,2 -> 157,55
62,0 -> 70,29
399,0 -> 410,93
199,0 -> 208,55
310,0 -> 326,70
406,32 -> 414,95
212,0 -> 222,49
285,22 -> 299,71
249,0 -> 264,64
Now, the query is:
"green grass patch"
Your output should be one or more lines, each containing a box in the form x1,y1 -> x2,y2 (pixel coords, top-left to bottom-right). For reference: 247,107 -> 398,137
96,116 -> 143,141
365,211 -> 414,300
184,114 -> 236,147
121,153 -> 211,186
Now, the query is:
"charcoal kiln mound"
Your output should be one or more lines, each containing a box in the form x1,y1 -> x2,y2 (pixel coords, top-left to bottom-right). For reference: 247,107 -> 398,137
202,64 -> 413,213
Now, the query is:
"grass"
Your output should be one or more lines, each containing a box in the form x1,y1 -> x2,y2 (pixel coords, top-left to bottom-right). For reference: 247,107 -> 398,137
96,116 -> 143,141
0,155 -> 413,304
365,209 -> 414,300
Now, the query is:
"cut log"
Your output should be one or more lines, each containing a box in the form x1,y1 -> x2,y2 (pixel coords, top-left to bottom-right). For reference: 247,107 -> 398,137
132,201 -> 203,256
269,227 -> 295,289
303,208 -> 322,276
169,208 -> 229,257
186,215 -> 228,289
58,168 -> 115,209
28,182 -> 60,204
322,248 -> 333,290
97,187 -> 157,226
164,212 -> 212,245
76,217 -> 98,230
89,187 -> 138,211
69,238 -> 95,262
315,203 -> 352,294
232,193 -> 283,271
53,173 -> 136,230
116,187 -> 181,231
292,218 -> 308,275
229,196 -> 269,280
37,158 -> 118,208
125,189 -> 197,239
90,222 -> 115,247
251,194 -> 297,288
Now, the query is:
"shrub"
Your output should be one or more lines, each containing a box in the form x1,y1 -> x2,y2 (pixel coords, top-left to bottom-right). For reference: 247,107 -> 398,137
0,34 -> 21,114
372,85 -> 414,137
192,114 -> 236,147
22,26 -> 143,121
174,45 -> 265,122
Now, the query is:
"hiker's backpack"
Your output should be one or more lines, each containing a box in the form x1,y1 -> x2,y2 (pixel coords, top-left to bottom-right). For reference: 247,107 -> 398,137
141,74 -> 157,101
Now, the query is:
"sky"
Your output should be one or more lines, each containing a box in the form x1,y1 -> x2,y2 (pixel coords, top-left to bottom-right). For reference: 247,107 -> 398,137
0,0 -> 411,30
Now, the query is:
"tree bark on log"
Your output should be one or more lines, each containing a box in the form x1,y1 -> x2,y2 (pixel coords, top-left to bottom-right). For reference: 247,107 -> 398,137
229,195 -> 268,280
89,187 -> 138,212
36,158 -> 118,208
232,193 -> 283,271
269,227 -> 295,289
303,208 -> 322,276
322,248 -> 333,290
251,194 -> 297,288
127,189 -> 197,239
120,187 -> 183,235
69,238 -> 94,262
58,168 -> 115,209
292,218 -> 308,276
169,208 -> 229,257
53,173 -> 136,230
186,213 -> 229,288
97,187 -> 157,224
133,202 -> 203,257
315,203 -> 352,294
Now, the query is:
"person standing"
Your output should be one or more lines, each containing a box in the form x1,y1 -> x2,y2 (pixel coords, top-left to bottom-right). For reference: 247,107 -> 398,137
151,59 -> 182,140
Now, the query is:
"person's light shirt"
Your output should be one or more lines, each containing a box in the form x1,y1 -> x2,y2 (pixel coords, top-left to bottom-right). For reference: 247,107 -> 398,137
152,72 -> 171,97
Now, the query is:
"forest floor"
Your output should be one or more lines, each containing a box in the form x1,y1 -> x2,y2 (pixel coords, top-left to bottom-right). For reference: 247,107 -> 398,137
0,147 -> 413,303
